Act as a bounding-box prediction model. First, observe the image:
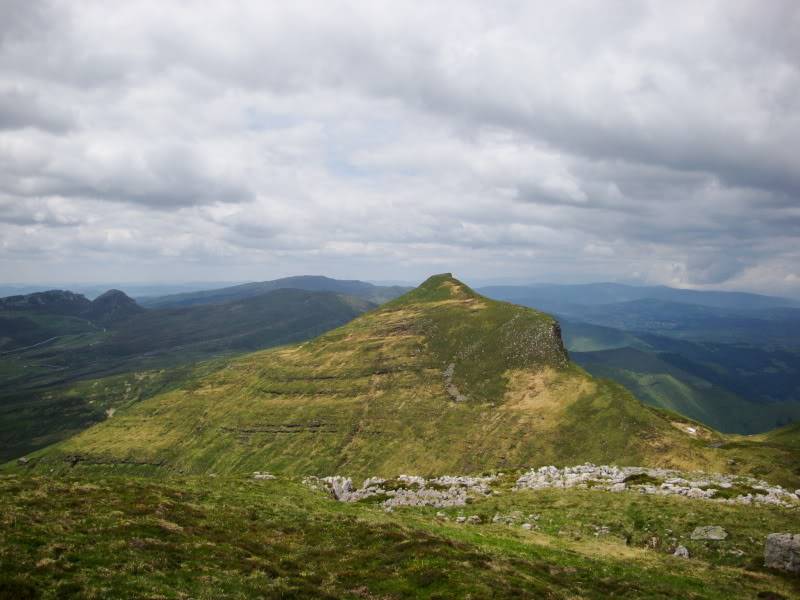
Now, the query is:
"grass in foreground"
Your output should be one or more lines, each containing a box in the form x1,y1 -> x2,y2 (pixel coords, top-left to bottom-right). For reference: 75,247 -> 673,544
1,473 -> 798,599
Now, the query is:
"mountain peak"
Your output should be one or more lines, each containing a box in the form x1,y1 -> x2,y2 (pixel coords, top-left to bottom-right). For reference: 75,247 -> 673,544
397,273 -> 480,304
85,289 -> 143,324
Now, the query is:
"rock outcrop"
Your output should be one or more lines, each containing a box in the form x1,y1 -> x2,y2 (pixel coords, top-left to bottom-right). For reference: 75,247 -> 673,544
514,464 -> 799,507
764,533 -> 800,574
312,474 -> 495,508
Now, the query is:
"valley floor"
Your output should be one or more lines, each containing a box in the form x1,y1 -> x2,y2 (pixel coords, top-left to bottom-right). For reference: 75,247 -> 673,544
1,471 -> 798,599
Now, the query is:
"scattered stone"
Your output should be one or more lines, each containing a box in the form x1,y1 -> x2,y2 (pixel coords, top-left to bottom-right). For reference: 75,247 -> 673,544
691,526 -> 728,541
673,545 -> 690,559
313,465 -> 798,512
17,457 -> 28,465
443,363 -> 468,402
521,523 -> 533,530
316,473 -> 495,508
455,516 -> 467,524
466,515 -> 481,524
252,471 -> 276,480
514,464 -> 798,507
322,476 -> 354,500
764,533 -> 800,574
492,512 -> 522,525
436,511 -> 448,521
593,525 -> 610,537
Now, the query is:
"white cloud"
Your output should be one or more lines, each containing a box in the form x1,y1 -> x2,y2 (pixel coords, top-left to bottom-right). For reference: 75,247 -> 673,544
0,0 -> 798,295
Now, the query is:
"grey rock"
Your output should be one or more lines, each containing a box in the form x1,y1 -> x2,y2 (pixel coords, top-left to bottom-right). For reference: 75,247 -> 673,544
455,516 -> 467,524
764,533 -> 800,574
691,526 -> 728,541
466,515 -> 481,525
673,545 -> 690,558
521,523 -> 533,530
252,471 -> 276,480
593,525 -> 610,536
322,476 -> 354,500
17,457 -> 29,465
514,464 -> 798,507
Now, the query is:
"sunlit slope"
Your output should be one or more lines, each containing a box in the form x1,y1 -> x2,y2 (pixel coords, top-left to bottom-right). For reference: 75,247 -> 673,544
26,274 -> 773,479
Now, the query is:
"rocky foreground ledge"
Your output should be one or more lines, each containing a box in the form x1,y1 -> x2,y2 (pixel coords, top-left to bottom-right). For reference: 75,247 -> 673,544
301,464 -> 800,509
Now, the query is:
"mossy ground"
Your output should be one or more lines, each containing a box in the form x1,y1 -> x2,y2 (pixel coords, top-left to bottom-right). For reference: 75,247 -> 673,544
1,472 -> 798,599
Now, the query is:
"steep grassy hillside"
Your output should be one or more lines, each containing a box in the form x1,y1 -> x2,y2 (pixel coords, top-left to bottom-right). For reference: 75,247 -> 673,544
22,274 -> 797,484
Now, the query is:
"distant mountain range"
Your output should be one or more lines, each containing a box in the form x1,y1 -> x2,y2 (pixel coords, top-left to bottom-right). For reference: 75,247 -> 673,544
138,275 -> 410,308
478,282 -> 799,310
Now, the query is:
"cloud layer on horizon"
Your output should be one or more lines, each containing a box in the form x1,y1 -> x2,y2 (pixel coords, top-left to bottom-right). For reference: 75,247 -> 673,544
1,0 -> 799,294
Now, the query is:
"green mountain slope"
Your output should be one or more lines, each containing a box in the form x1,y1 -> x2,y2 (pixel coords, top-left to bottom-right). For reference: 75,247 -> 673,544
0,289 -> 373,462
25,273 -> 797,483
573,347 -> 800,434
0,288 -> 372,392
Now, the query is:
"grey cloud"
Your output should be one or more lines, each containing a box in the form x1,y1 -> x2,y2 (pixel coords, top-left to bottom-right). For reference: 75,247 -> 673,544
0,197 -> 83,226
0,138 -> 253,208
685,252 -> 749,285
0,87 -> 74,132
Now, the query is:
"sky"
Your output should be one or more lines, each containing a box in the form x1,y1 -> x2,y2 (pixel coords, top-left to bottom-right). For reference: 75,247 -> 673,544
1,1 -> 799,295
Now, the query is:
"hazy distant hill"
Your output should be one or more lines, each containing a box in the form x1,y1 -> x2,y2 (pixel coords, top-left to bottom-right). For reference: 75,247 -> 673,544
139,275 -> 411,308
0,289 -> 143,352
480,282 -> 799,311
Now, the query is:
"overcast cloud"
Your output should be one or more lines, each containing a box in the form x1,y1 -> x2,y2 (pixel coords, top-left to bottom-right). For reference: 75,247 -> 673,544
1,0 -> 799,295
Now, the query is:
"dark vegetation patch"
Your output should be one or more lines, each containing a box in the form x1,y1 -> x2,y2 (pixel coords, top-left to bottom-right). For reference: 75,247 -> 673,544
623,473 -> 663,486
